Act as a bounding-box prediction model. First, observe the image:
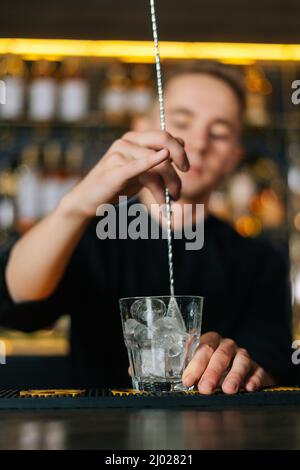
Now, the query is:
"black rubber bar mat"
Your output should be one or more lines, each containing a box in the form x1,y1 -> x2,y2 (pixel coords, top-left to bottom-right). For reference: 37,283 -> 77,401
0,387 -> 299,409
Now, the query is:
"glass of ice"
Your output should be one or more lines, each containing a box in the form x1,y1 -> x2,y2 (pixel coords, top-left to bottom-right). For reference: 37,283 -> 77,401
119,296 -> 203,392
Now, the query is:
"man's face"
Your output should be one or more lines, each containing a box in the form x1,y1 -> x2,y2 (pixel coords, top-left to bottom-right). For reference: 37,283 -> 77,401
147,73 -> 243,201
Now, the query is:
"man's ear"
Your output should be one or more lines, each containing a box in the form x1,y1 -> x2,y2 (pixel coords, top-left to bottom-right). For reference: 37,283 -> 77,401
223,145 -> 244,176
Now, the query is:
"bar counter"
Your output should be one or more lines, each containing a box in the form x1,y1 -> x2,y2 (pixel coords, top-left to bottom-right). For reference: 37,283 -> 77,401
0,388 -> 300,450
0,406 -> 300,450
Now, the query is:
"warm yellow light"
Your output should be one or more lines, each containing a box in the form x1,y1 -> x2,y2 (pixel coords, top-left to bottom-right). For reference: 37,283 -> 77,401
0,338 -> 12,356
1,39 -> 300,62
220,58 -> 256,65
22,54 -> 62,62
119,56 -> 155,64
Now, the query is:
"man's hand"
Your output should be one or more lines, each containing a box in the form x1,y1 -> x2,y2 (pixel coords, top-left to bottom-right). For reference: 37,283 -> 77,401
182,332 -> 275,394
63,130 -> 189,218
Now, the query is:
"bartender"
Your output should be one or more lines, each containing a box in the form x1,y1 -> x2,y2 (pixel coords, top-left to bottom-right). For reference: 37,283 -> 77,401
0,62 -> 295,393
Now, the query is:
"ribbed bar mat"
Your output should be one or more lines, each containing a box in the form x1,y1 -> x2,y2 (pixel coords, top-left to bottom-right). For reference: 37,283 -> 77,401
0,387 -> 299,409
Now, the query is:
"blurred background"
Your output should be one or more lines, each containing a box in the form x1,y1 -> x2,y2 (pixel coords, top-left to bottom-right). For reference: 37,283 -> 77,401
0,0 -> 300,360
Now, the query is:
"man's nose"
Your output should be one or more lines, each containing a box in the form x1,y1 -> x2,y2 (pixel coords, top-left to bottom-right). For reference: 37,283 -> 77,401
186,128 -> 209,157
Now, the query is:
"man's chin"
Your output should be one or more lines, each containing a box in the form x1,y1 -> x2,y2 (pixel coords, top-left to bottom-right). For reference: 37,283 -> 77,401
179,180 -> 214,201
179,174 -> 222,202
179,188 -> 211,202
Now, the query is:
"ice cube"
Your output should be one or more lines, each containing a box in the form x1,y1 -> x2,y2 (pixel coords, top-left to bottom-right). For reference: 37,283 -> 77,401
166,349 -> 185,376
166,297 -> 186,332
152,317 -> 188,352
130,298 -> 166,325
124,318 -> 140,347
152,317 -> 178,341
152,331 -> 174,349
134,323 -> 151,346
168,334 -> 187,357
124,318 -> 140,336
153,316 -> 182,331
141,347 -> 165,376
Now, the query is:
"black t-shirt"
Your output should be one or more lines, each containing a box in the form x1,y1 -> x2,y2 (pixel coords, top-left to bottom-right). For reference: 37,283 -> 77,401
0,207 -> 296,387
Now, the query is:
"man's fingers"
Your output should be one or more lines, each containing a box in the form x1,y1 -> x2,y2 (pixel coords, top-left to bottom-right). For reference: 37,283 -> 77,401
175,137 -> 185,147
244,366 -> 266,392
139,172 -> 166,205
182,332 -> 221,388
197,338 -> 237,394
123,148 -> 170,179
111,138 -> 181,199
182,343 -> 215,388
152,160 -> 182,200
123,131 -> 189,172
199,331 -> 222,349
222,348 -> 252,394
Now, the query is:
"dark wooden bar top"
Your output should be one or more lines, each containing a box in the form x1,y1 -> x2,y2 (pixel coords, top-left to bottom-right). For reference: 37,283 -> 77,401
0,406 -> 299,450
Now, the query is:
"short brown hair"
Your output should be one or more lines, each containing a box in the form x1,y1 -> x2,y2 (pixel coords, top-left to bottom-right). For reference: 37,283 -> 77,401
164,61 -> 246,116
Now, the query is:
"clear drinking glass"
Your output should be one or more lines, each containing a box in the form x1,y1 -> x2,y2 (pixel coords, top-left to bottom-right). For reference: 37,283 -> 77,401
119,295 -> 203,392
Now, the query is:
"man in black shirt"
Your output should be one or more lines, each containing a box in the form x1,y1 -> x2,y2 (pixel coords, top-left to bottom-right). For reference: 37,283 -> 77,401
0,63 -> 295,392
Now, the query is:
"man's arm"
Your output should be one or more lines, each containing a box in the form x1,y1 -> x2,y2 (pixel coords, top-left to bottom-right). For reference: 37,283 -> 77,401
6,201 -> 89,302
5,131 -> 188,303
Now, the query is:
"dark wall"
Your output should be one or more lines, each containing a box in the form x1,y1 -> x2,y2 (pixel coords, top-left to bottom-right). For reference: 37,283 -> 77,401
0,0 -> 300,43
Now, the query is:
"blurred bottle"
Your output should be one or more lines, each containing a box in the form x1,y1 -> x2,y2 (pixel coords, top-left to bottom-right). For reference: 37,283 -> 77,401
60,139 -> 84,197
40,140 -> 63,216
58,58 -> 89,122
0,55 -> 26,120
228,172 -> 256,217
288,163 -> 300,195
209,190 -> 231,221
99,63 -> 130,125
127,65 -> 154,117
0,170 -> 17,239
245,66 -> 272,127
28,60 -> 57,121
16,143 -> 41,233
